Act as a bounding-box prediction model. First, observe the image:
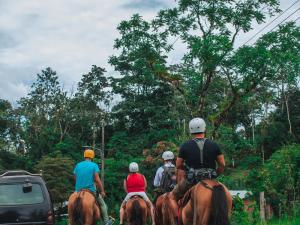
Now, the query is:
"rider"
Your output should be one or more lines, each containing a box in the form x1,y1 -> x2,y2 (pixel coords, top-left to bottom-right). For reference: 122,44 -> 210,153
73,149 -> 113,225
119,162 -> 155,225
173,117 -> 226,201
153,151 -> 176,195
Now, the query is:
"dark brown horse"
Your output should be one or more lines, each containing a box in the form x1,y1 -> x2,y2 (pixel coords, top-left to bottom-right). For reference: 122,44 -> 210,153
125,196 -> 150,225
68,190 -> 100,225
181,180 -> 232,225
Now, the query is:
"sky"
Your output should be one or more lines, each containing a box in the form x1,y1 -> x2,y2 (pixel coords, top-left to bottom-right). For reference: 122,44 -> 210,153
0,0 -> 299,105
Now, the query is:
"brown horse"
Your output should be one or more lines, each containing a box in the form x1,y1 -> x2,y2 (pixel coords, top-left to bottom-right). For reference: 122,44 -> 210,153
181,180 -> 232,225
68,190 -> 100,225
125,196 -> 150,225
155,192 -> 178,225
155,180 -> 232,225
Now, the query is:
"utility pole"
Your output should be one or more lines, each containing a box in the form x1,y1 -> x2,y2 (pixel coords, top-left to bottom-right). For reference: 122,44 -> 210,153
92,121 -> 96,150
101,119 -> 105,185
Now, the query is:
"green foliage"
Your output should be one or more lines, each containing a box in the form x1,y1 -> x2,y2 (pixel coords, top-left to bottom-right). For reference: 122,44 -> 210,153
247,145 -> 300,215
230,196 -> 260,225
0,1 -> 299,221
35,155 -> 74,204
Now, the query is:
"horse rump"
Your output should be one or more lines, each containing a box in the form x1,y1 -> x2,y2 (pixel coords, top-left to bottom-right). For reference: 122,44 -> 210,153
72,195 -> 85,225
209,185 -> 230,225
130,198 -> 144,225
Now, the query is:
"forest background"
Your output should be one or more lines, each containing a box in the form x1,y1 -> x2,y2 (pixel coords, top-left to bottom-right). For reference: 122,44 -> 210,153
0,0 -> 299,224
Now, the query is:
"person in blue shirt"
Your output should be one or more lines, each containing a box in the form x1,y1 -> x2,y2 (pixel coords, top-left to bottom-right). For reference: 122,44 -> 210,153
73,149 -> 113,225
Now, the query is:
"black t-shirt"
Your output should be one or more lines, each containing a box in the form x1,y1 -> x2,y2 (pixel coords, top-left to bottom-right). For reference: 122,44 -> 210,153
178,138 -> 222,169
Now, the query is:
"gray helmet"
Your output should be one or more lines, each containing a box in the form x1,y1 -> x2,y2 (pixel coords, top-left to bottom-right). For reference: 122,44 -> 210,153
129,162 -> 139,172
162,151 -> 174,160
189,118 -> 206,134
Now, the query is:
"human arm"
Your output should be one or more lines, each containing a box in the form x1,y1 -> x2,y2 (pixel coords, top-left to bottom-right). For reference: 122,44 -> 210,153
94,172 -> 106,197
176,157 -> 185,183
123,179 -> 128,193
153,168 -> 161,187
143,175 -> 147,190
216,154 -> 225,175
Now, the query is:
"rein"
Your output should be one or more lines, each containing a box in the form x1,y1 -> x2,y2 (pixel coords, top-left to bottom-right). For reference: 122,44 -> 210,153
199,180 -> 214,191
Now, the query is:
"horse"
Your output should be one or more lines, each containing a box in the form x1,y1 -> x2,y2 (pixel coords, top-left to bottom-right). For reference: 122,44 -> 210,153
155,192 -> 178,225
125,196 -> 150,225
181,180 -> 232,225
155,180 -> 232,225
68,190 -> 101,225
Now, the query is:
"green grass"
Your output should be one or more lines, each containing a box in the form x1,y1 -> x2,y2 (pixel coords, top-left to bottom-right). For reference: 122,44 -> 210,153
266,217 -> 300,225
56,216 -> 300,225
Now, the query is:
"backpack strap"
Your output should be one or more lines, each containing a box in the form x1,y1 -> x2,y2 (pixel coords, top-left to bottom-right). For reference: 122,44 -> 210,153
193,138 -> 207,166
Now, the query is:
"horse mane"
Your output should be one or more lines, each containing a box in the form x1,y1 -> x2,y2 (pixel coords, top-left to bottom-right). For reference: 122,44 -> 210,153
130,198 -> 144,225
73,194 -> 85,225
209,185 -> 230,225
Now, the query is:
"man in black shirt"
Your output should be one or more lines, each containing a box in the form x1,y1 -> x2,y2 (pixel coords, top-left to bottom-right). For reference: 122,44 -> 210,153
173,117 -> 225,200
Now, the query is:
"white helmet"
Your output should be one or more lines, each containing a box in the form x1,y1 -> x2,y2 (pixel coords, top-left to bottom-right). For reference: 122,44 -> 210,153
129,162 -> 139,172
189,118 -> 206,134
162,151 -> 174,160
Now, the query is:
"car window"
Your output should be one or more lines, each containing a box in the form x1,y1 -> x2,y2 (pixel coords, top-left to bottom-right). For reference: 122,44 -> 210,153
0,183 -> 45,205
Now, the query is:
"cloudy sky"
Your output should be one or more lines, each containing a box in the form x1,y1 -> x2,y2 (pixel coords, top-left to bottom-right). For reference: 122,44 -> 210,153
0,0 -> 299,105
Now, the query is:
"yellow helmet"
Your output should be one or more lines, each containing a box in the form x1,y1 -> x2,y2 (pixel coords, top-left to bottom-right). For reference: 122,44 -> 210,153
84,149 -> 95,159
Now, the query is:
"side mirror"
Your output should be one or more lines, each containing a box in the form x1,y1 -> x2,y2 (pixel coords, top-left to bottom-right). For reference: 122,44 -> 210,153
23,182 -> 32,193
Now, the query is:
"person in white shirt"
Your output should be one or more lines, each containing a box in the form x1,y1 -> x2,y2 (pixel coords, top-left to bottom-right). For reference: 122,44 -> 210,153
153,151 -> 176,203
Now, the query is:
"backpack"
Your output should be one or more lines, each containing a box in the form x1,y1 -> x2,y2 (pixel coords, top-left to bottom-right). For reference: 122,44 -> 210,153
160,165 -> 176,193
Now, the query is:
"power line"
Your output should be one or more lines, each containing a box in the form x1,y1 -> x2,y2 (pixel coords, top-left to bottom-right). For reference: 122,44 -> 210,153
242,0 -> 300,46
293,16 -> 300,22
268,7 -> 300,33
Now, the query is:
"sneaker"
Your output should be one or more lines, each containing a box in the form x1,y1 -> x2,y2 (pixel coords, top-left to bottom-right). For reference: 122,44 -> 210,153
106,216 -> 115,225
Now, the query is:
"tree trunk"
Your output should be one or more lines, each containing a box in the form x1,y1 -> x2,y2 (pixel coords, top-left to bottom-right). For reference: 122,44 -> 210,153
283,89 -> 293,134
260,192 -> 266,221
198,71 -> 214,115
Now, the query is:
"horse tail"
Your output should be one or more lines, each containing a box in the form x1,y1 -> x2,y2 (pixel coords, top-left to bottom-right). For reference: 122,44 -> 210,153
72,195 -> 85,225
210,185 -> 230,225
130,199 -> 144,225
162,195 -> 176,225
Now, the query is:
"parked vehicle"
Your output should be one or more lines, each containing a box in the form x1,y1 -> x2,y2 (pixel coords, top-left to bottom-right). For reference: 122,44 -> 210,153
0,170 -> 55,225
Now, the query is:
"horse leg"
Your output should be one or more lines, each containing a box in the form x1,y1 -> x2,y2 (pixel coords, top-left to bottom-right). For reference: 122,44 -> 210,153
155,195 -> 163,225
182,201 -> 193,225
198,207 -> 210,225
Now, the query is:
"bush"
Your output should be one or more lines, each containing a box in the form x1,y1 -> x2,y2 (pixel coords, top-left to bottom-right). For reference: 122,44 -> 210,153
35,155 -> 74,205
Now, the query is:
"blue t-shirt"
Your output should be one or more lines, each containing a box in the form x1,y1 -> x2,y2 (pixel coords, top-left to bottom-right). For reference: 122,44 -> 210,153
73,160 -> 100,192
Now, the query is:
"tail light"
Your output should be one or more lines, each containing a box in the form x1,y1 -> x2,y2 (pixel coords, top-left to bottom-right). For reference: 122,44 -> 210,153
47,210 -> 54,224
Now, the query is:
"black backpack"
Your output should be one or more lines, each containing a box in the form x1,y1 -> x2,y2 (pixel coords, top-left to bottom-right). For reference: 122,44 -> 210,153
160,165 -> 176,193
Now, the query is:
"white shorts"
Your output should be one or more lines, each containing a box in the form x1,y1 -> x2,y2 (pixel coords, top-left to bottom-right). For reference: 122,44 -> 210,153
122,192 -> 150,204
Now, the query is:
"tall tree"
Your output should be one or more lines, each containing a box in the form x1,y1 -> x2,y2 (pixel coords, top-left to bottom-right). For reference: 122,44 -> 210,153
153,0 -> 280,117
109,14 -> 177,149
18,67 -> 64,158
73,65 -> 109,146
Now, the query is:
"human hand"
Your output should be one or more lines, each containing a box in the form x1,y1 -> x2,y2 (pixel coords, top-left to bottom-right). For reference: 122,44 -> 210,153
100,191 -> 106,198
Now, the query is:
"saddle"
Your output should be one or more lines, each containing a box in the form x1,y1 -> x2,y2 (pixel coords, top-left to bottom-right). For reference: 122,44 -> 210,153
123,195 -> 151,209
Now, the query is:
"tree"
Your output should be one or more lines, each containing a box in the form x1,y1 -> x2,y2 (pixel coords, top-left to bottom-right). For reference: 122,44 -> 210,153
108,14 -> 177,153
247,145 -> 300,215
72,65 -> 110,147
153,0 -> 280,116
0,99 -> 13,149
18,68 -> 65,158
35,154 -> 74,205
